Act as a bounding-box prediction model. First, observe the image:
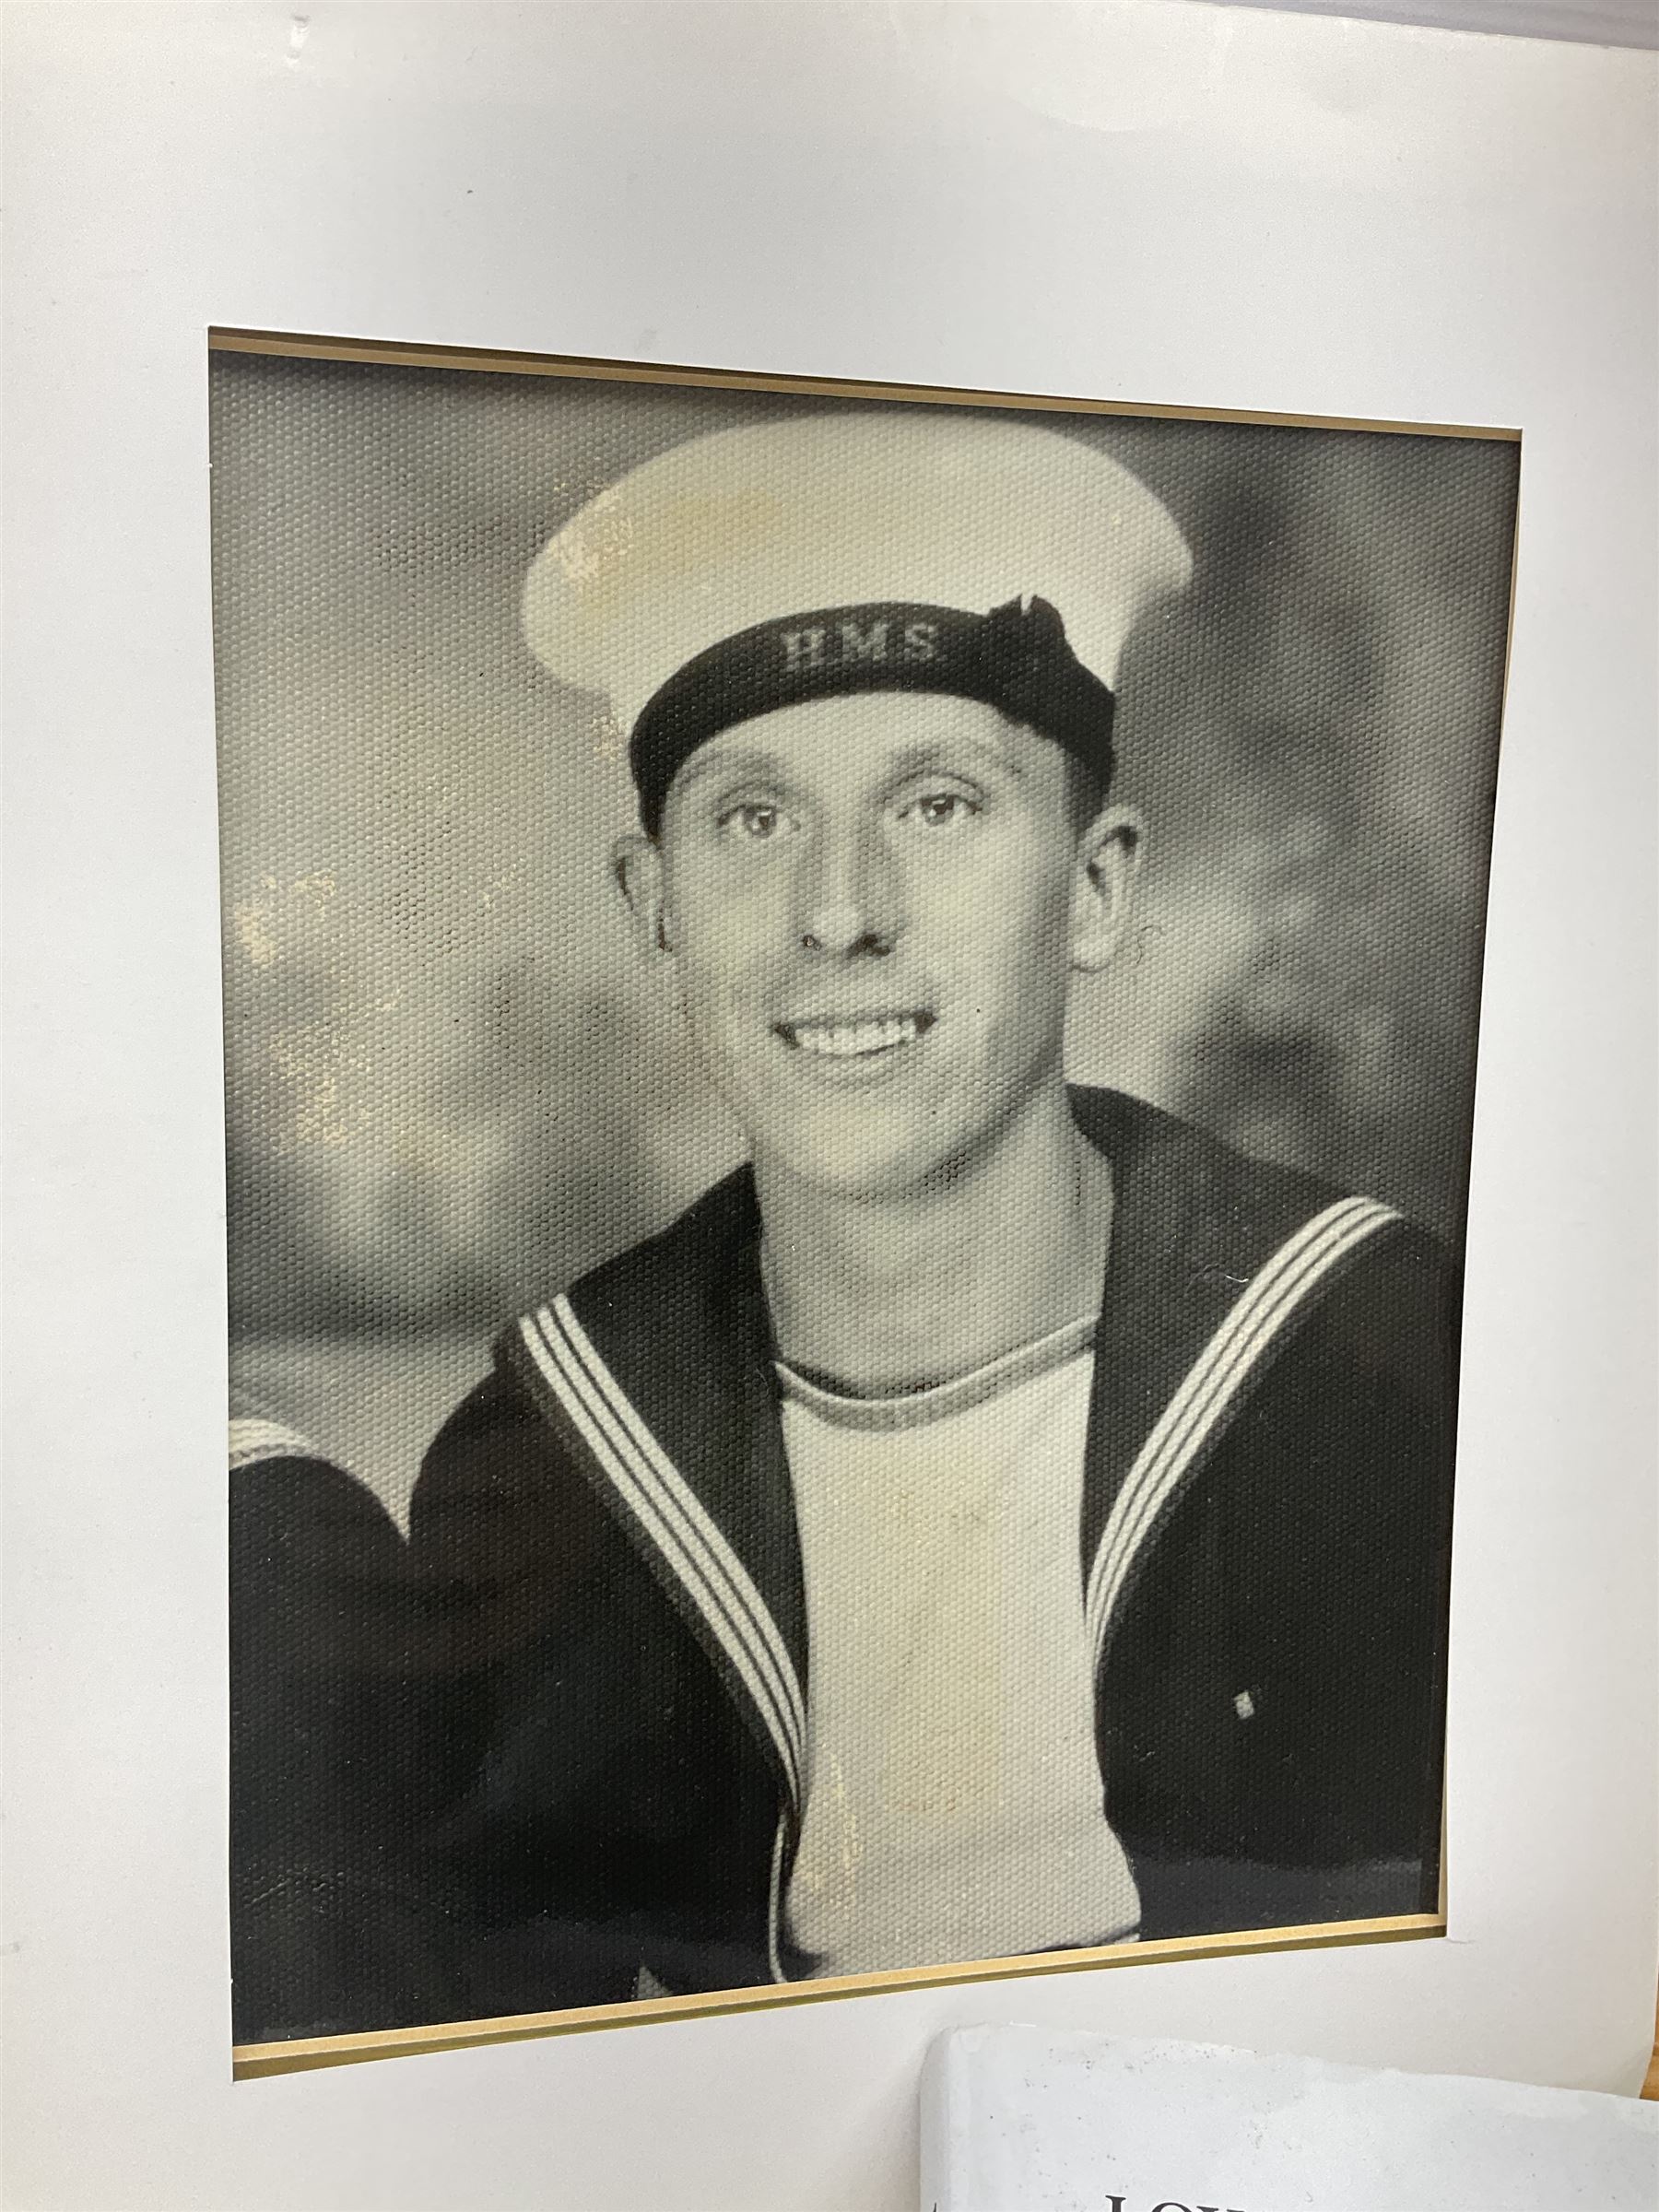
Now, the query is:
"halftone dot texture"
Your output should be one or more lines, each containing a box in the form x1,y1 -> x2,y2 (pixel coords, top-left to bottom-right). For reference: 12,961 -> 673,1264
211,355 -> 1514,1499
521,409 -> 1191,725
218,361 -> 1483,2040
782,1346 -> 1141,1978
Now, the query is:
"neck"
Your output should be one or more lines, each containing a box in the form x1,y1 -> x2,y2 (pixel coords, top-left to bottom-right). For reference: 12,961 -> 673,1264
754,1081 -> 1112,1394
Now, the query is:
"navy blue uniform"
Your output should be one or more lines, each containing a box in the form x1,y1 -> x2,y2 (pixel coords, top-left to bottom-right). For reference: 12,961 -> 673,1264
230,1089 -> 1458,2044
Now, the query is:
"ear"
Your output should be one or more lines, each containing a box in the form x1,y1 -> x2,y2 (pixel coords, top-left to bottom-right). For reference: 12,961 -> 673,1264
612,831 -> 673,963
1069,803 -> 1143,974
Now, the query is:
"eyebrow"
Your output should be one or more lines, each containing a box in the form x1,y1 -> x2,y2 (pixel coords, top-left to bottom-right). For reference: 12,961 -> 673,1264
882,739 -> 1029,784
671,747 -> 793,796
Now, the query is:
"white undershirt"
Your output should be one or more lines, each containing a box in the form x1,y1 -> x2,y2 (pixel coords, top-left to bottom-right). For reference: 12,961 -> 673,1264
777,1319 -> 1141,1978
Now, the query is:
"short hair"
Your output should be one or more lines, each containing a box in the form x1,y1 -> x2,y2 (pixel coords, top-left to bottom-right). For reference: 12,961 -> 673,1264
1061,750 -> 1109,838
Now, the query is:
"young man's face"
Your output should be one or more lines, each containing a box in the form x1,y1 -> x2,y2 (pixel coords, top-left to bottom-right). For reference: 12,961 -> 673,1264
618,692 -> 1139,1199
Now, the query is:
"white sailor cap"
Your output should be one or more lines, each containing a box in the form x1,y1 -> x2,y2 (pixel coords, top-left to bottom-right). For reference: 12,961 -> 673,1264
523,408 -> 1192,831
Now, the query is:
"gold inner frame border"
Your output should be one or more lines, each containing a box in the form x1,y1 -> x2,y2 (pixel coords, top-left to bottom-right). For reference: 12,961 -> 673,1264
207,326 -> 1521,442
233,1912 -> 1446,2079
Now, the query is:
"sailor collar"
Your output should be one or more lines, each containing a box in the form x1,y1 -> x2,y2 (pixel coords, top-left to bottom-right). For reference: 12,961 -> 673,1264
499,1087 -> 1400,1824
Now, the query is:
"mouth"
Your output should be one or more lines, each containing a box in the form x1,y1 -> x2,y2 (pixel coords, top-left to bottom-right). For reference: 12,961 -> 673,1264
775,1011 -> 935,1061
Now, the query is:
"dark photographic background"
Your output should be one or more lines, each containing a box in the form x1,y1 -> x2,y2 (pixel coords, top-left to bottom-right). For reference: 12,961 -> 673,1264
212,352 -> 1515,1520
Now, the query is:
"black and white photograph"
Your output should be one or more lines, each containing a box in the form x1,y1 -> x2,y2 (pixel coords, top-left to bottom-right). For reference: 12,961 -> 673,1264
215,338 -> 1516,2066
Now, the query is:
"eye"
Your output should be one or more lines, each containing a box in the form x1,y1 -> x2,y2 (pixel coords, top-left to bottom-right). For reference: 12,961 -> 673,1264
902,791 -> 981,830
717,802 -> 793,842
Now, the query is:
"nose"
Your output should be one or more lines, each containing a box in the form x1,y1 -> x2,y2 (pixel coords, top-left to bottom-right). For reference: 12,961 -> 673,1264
796,815 -> 901,957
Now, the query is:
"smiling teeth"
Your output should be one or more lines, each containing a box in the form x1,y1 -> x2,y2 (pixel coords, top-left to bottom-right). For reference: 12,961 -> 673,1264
791,1016 -> 923,1057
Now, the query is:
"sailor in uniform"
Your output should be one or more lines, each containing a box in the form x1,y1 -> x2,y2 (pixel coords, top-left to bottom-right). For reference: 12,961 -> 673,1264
236,411 -> 1459,2040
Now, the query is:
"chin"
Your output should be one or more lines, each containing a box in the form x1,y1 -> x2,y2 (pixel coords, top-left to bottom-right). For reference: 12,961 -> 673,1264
750,1107 -> 978,1204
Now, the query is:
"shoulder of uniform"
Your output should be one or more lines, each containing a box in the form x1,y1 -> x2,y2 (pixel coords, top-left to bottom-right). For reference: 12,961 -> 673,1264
229,1415 -> 332,1471
1185,1126 -> 1456,1378
1073,1081 -> 1410,1266
414,1357 -> 553,1514
410,1344 -> 625,1592
496,1164 -> 760,1401
1209,1207 -> 1461,1561
1071,1084 -> 1460,1436
1071,1081 -> 1335,1210
1283,1208 -> 1461,1371
567,1164 -> 759,1322
228,1415 -> 403,1547
423,1358 -> 535,1459
229,1419 -> 414,1680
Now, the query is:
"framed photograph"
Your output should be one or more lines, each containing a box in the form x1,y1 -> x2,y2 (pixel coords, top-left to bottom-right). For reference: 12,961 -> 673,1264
214,330 -> 1517,2075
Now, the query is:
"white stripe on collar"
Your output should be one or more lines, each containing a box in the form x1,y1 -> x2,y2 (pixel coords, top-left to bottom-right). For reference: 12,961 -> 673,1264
1085,1194 -> 1400,1668
520,1293 -> 806,1811
229,1417 -> 325,1471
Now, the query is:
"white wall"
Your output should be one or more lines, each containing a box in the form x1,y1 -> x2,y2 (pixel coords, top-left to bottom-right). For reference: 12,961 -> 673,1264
4,6 -> 1654,2208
